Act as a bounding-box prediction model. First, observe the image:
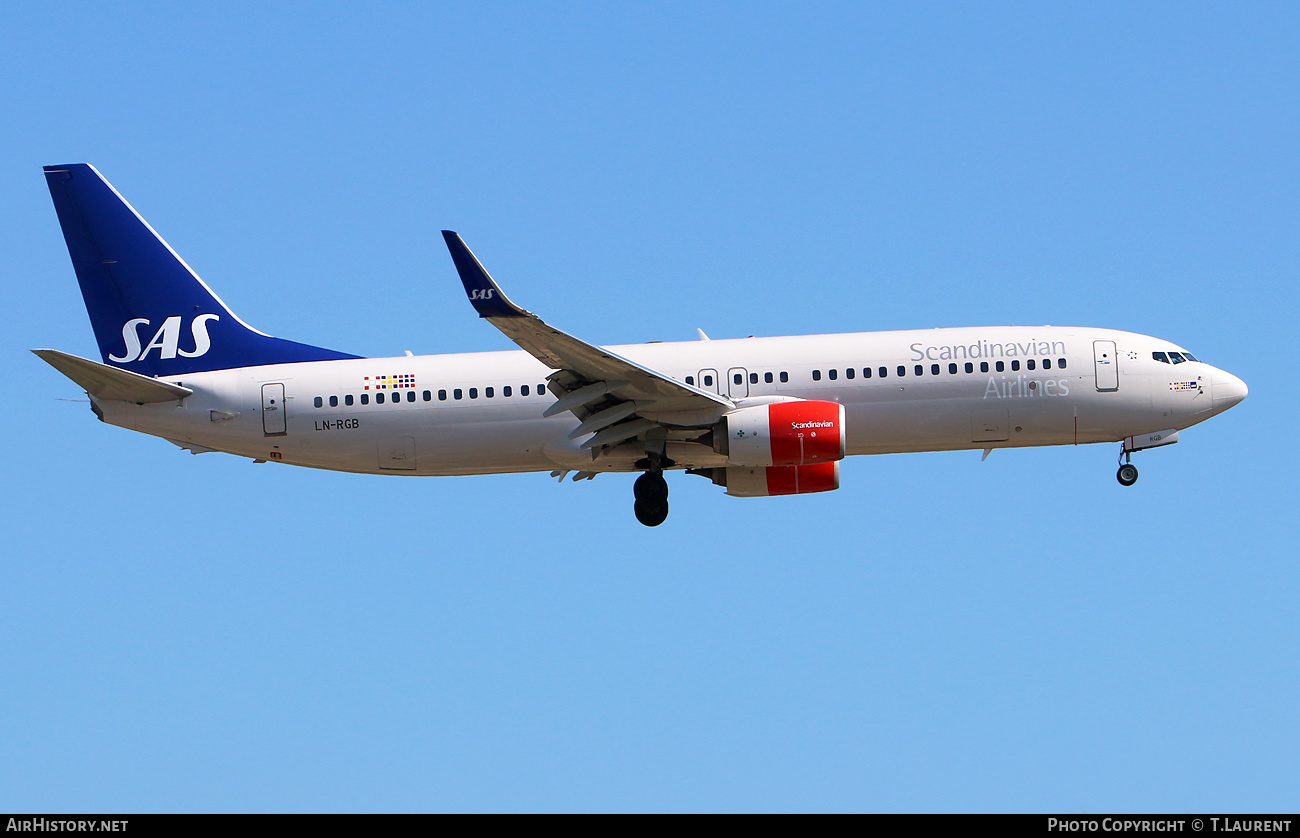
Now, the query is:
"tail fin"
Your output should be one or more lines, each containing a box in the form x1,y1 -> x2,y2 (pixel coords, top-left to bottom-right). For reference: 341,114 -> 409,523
43,164 -> 360,376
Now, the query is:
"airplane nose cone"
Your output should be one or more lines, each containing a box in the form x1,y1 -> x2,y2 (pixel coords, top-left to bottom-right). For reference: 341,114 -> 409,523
1212,370 -> 1248,411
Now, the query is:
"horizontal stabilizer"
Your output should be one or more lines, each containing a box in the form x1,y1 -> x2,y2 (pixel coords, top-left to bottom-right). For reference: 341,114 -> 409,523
32,348 -> 193,403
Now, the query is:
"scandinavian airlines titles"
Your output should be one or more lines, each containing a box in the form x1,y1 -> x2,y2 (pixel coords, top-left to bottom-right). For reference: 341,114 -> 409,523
910,338 -> 1068,361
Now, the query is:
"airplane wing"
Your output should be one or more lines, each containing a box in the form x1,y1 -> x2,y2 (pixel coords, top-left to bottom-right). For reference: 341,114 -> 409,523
442,232 -> 732,449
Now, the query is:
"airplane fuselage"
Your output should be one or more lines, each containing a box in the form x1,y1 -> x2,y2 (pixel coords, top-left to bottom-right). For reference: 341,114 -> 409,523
96,325 -> 1243,477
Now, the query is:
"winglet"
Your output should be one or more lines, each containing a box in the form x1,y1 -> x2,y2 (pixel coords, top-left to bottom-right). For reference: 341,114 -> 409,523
441,231 -> 528,318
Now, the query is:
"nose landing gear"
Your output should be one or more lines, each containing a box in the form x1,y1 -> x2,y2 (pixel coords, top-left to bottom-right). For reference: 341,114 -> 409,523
1113,429 -> 1179,486
1116,447 -> 1138,486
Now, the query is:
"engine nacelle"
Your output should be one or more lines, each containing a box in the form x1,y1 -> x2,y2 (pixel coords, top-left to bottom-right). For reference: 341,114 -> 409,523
694,462 -> 841,498
718,400 -> 845,466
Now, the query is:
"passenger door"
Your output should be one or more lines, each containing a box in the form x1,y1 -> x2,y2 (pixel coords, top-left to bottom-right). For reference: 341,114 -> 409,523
1093,340 -> 1119,392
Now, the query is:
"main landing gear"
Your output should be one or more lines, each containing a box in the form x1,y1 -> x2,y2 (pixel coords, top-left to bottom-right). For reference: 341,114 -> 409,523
633,431 -> 672,527
633,471 -> 669,527
1117,447 -> 1139,487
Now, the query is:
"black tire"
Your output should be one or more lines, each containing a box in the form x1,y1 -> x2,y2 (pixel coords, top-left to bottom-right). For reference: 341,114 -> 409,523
634,472 -> 669,504
1117,464 -> 1139,486
634,500 -> 669,527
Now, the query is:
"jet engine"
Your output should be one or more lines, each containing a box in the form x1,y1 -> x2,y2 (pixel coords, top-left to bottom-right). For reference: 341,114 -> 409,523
714,399 -> 845,466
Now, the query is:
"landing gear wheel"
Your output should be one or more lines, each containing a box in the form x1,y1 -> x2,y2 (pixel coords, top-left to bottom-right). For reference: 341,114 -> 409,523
634,472 -> 669,504
634,500 -> 669,527
1117,463 -> 1139,486
633,471 -> 669,526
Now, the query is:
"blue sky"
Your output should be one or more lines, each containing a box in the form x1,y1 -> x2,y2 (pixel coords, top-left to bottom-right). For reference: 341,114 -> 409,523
2,2 -> 1296,812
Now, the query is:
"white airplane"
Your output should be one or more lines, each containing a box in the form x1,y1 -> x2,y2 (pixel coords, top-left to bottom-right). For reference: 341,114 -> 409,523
36,164 -> 1248,526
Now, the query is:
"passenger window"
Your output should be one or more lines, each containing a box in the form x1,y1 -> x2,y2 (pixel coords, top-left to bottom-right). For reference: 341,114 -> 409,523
521,385 -> 530,396
438,390 -> 447,401
749,372 -> 758,384
846,368 -> 854,379
829,369 -> 837,381
1043,359 -> 1051,370
948,363 -> 957,374
764,372 -> 773,384
686,376 -> 694,386
422,390 -> 431,401
329,395 -> 339,407
504,386 -> 512,397
376,392 -> 385,404
703,375 -> 713,386
863,367 -> 872,379
361,394 -> 369,405
393,393 -> 402,406
345,395 -> 354,406
538,384 -> 546,394
407,391 -> 416,402
779,372 -> 789,383
313,396 -> 323,408
996,361 -> 1004,372
454,388 -> 463,400
469,388 -> 478,399
898,366 -> 906,377
486,387 -> 494,398
1011,360 -> 1020,371
980,362 -> 989,373
964,362 -> 973,373
878,367 -> 887,378
1027,359 -> 1036,370
813,370 -> 821,381
1058,358 -> 1067,368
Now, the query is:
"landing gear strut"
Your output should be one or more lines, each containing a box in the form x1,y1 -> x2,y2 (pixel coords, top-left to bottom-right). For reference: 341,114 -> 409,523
1116,447 -> 1138,487
633,430 -> 671,527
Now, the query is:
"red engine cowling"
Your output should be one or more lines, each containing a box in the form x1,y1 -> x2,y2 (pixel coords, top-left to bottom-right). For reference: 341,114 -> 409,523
705,462 -> 840,497
721,400 -> 846,467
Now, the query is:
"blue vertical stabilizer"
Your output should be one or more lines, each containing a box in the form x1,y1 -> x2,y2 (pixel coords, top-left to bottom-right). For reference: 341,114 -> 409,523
43,164 -> 360,376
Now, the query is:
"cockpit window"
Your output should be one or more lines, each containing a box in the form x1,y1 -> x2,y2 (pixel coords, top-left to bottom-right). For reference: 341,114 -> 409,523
1153,352 -> 1169,363
1182,352 -> 1198,362
1169,352 -> 1186,364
